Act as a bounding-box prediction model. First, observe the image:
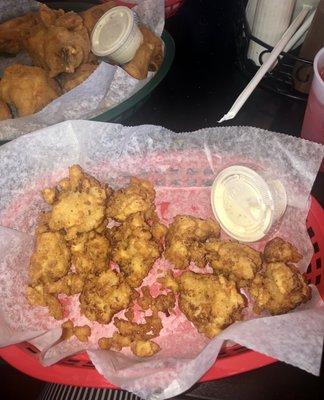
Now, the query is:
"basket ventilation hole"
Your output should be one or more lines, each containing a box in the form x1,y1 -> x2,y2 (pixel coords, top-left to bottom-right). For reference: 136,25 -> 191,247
316,258 -> 321,270
307,227 -> 315,238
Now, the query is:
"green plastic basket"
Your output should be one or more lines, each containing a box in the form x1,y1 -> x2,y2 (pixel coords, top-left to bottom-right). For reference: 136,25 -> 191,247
0,1 -> 175,144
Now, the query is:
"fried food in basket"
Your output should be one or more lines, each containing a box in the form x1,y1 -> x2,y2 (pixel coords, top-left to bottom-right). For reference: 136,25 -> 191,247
140,26 -> 164,72
26,231 -> 70,320
106,177 -> 157,222
176,271 -> 245,338
0,13 -> 39,55
263,237 -> 302,263
0,64 -> 61,117
110,212 -> 165,288
205,239 -> 262,287
23,5 -> 91,77
164,215 -> 220,269
123,41 -> 155,81
123,25 -> 164,80
0,99 -> 11,120
250,262 -> 311,315
42,165 -> 109,240
80,1 -> 117,34
60,63 -> 98,93
79,270 -> 135,324
26,166 -> 312,355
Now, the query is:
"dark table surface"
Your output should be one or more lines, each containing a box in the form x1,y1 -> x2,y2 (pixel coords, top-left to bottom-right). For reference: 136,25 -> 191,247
2,1 -> 324,399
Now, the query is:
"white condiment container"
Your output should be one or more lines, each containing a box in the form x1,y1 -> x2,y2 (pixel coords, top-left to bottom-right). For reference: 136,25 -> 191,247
211,165 -> 287,242
91,6 -> 143,65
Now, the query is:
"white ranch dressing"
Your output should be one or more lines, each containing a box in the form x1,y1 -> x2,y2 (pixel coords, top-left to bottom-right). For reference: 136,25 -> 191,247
211,165 -> 287,242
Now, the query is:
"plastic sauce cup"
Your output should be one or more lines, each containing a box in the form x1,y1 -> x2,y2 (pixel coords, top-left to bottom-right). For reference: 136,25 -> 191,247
211,165 -> 287,242
91,6 -> 143,65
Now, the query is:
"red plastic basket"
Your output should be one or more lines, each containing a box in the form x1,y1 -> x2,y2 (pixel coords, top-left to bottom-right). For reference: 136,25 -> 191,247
103,0 -> 185,19
0,196 -> 322,387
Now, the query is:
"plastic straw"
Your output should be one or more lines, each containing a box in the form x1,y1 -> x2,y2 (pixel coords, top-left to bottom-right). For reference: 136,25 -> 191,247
218,6 -> 311,123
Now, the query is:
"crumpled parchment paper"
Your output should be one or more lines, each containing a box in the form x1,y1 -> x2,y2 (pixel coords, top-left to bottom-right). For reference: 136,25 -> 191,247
0,0 -> 165,141
0,120 -> 323,400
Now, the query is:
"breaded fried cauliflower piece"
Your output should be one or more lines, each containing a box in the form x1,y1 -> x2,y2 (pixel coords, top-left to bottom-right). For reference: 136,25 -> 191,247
42,165 -> 109,240
263,237 -> 302,264
164,215 -> 220,269
250,262 -> 311,315
206,239 -> 262,287
110,212 -> 163,288
177,271 -> 245,338
106,177 -> 156,222
79,270 -> 134,324
29,231 -> 70,285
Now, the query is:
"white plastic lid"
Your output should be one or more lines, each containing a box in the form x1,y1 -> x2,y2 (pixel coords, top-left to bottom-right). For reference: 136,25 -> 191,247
91,6 -> 134,57
211,165 -> 285,242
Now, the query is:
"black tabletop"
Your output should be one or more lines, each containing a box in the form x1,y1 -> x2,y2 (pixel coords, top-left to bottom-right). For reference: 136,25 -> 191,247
124,0 -> 324,207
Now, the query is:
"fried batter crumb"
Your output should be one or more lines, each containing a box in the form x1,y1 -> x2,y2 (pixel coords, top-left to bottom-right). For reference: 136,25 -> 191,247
130,340 -> 160,357
61,319 -> 91,341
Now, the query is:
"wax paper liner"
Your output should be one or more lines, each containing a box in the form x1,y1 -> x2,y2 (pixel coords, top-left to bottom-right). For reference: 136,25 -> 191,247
0,0 -> 165,141
0,121 -> 323,399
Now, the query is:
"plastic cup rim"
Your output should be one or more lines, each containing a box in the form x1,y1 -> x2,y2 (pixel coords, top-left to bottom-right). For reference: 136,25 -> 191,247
91,6 -> 134,57
313,47 -> 324,87
210,165 -> 275,242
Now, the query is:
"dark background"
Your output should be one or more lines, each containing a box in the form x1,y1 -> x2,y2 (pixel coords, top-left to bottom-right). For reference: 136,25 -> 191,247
1,0 -> 324,399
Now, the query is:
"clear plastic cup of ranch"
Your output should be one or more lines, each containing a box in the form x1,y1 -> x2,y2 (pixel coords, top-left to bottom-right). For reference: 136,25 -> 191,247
211,165 -> 287,243
91,6 -> 143,65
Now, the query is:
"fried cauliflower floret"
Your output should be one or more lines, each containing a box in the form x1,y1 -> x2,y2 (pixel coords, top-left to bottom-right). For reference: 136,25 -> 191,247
29,231 -> 70,285
110,212 -> 162,288
164,215 -> 220,269
43,165 -> 109,240
205,240 -> 262,287
263,237 -> 302,264
106,177 -> 156,222
249,262 -> 311,315
79,270 -> 134,324
27,285 -> 63,320
70,231 -> 111,275
62,319 -> 91,341
131,340 -> 160,357
177,271 -> 245,338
